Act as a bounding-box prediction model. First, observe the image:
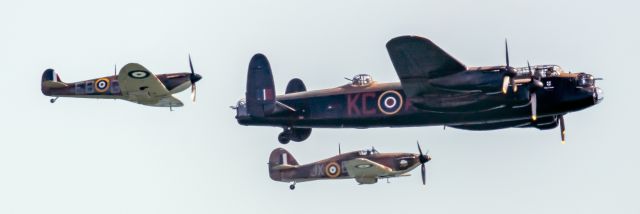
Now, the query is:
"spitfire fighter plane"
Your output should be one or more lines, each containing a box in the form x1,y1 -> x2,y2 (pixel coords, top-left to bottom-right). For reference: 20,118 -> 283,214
269,143 -> 431,190
235,36 -> 603,144
41,56 -> 202,109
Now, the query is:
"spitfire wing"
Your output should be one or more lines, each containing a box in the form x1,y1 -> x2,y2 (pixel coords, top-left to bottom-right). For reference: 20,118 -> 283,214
386,36 -> 466,98
152,95 -> 184,107
118,63 -> 185,107
118,63 -> 170,97
121,94 -> 184,107
344,158 -> 393,178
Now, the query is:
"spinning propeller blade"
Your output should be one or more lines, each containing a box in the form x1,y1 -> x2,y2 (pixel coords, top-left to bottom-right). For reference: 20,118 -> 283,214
527,61 -> 543,121
528,61 -> 536,121
417,141 -> 430,186
191,83 -> 197,102
531,93 -> 537,121
560,115 -> 566,144
188,54 -> 198,103
502,39 -> 517,94
421,164 -> 426,185
505,39 -> 510,68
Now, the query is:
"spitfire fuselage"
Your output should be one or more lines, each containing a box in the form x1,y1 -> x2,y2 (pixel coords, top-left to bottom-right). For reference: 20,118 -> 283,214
41,72 -> 194,99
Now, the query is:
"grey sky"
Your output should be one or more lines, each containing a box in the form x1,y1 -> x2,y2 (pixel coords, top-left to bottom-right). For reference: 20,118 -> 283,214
0,0 -> 637,213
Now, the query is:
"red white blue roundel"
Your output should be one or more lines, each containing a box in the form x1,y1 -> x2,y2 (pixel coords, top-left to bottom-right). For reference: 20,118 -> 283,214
94,78 -> 110,93
324,162 -> 341,178
377,90 -> 403,115
128,70 -> 150,79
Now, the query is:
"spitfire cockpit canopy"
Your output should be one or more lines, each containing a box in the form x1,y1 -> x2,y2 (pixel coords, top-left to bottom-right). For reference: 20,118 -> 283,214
351,74 -> 373,87
515,64 -> 566,78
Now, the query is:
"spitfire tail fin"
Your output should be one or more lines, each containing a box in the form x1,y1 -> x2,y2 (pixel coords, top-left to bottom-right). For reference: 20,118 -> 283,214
42,68 -> 62,83
246,54 -> 276,117
41,68 -> 67,95
268,148 -> 299,181
285,78 -> 306,94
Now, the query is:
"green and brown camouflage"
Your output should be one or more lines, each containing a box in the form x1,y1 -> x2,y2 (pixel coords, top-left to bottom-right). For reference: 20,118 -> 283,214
41,58 -> 202,108
268,144 -> 431,189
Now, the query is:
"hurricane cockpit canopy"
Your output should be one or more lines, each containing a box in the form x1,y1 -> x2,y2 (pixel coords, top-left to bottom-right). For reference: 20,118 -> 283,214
351,74 -> 373,86
358,147 -> 380,156
515,64 -> 565,78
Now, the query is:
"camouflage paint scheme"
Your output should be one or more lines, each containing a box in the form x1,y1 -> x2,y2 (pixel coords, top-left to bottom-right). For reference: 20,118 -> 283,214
235,36 -> 603,144
41,63 -> 202,107
268,147 -> 430,188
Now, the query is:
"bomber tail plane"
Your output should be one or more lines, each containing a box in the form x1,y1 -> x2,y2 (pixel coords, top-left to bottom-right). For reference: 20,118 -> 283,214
285,78 -> 306,94
240,54 -> 311,144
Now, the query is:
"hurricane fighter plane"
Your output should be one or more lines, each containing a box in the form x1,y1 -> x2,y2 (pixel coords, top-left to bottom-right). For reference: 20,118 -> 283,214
41,56 -> 202,109
235,36 -> 603,144
269,143 -> 431,190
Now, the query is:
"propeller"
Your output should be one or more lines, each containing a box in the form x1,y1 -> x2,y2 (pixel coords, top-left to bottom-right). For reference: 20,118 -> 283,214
417,141 -> 431,186
559,115 -> 566,144
501,39 -> 517,95
527,61 -> 543,121
188,55 -> 201,103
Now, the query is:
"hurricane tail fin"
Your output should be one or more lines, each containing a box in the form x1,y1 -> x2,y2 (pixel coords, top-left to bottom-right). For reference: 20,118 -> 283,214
268,148 -> 299,181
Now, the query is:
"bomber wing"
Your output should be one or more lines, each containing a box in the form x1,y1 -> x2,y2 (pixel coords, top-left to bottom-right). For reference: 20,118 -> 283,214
118,63 -> 183,107
386,36 -> 467,98
344,158 -> 393,178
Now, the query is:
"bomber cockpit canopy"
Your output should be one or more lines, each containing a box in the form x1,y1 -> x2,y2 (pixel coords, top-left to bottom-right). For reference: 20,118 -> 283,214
515,64 -> 566,78
351,74 -> 374,87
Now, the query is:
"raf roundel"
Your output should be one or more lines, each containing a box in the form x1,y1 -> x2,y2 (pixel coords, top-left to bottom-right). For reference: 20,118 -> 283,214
94,78 -> 110,93
377,90 -> 403,115
128,70 -> 150,79
324,162 -> 341,178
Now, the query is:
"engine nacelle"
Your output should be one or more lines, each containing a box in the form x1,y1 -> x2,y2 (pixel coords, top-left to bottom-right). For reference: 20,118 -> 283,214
411,83 -> 531,113
429,70 -> 505,93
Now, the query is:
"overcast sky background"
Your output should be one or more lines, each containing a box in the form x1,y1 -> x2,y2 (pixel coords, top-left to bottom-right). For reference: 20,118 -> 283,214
1,0 -> 637,213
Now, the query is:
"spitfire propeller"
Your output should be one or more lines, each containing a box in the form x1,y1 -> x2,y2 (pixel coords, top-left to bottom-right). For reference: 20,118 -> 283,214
188,55 -> 202,103
416,141 -> 431,186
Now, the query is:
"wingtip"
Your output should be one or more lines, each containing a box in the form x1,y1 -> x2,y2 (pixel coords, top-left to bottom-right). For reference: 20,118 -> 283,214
249,53 -> 271,69
386,35 -> 433,48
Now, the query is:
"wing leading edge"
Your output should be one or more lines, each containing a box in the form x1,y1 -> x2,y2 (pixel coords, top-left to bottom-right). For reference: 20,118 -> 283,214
344,158 -> 393,178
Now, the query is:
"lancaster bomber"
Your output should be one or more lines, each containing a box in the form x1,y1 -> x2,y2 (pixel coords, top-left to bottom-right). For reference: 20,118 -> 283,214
41,56 -> 202,109
269,143 -> 431,190
234,36 -> 603,144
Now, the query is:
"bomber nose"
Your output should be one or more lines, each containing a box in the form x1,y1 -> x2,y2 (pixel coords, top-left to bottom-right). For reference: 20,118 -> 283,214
594,87 -> 604,103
